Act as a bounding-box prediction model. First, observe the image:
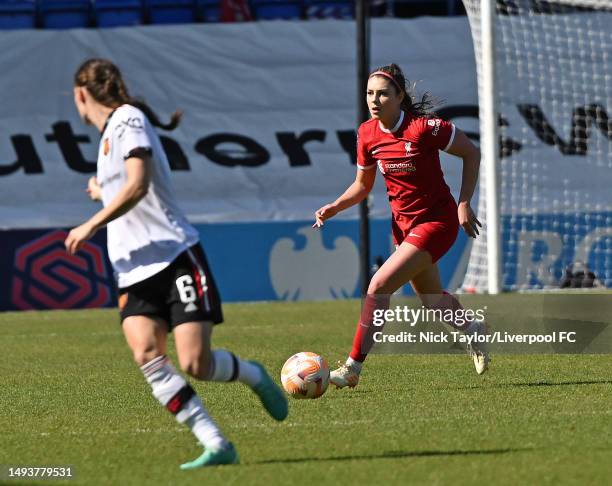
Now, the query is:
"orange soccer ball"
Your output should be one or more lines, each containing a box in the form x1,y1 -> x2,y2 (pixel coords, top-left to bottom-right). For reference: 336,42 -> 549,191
280,352 -> 330,399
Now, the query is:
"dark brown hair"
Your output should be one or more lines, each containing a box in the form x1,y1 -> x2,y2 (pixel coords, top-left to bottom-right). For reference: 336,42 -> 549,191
74,58 -> 181,130
370,63 -> 438,118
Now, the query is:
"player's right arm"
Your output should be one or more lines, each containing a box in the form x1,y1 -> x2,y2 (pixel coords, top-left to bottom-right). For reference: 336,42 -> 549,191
314,126 -> 377,228
65,155 -> 151,255
313,165 -> 376,228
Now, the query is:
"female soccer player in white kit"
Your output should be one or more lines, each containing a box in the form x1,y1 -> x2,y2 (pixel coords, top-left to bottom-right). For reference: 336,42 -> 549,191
65,58 -> 287,469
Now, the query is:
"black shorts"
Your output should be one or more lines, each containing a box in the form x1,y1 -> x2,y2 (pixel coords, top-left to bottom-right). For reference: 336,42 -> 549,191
118,244 -> 223,330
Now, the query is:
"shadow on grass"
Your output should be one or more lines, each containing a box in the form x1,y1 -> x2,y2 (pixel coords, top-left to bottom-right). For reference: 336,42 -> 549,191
511,380 -> 612,387
254,447 -> 529,465
325,380 -> 612,395
457,380 -> 612,390
325,389 -> 376,397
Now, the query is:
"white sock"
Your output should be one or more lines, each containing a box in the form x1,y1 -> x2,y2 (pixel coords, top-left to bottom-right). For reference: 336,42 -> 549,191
207,350 -> 262,387
346,357 -> 363,373
182,397 -> 228,450
141,355 -> 228,450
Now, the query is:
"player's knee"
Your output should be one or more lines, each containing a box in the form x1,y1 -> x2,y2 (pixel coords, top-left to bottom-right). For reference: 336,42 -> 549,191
180,354 -> 212,380
132,346 -> 163,367
367,275 -> 391,294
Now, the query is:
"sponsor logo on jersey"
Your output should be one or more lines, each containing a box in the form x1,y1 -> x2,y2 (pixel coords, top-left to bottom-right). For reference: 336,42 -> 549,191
116,117 -> 144,140
378,161 -> 416,174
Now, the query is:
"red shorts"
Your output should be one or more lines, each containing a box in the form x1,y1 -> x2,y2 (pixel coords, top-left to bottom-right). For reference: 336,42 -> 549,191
391,201 -> 459,263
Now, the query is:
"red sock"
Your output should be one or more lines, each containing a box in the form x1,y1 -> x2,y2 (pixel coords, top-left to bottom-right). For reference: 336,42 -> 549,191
429,291 -> 472,330
349,294 -> 390,363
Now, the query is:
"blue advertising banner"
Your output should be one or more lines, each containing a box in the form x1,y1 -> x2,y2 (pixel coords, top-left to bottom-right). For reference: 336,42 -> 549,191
198,220 -> 469,302
0,221 -> 469,311
503,212 -> 612,289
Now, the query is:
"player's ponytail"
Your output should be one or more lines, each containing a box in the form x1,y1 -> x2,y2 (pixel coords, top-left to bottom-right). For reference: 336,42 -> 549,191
370,63 -> 438,118
74,58 -> 182,131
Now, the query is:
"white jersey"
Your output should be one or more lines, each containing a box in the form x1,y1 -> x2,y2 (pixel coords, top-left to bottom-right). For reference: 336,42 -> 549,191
97,104 -> 199,288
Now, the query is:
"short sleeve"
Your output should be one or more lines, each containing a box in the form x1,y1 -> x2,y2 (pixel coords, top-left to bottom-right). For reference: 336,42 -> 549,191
356,125 -> 376,170
419,117 -> 456,151
114,110 -> 153,160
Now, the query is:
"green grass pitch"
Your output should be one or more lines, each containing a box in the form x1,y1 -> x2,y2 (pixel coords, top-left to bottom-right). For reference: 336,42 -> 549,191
2,294 -> 612,485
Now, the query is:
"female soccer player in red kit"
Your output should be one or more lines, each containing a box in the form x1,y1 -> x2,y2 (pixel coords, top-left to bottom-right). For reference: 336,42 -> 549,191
314,64 -> 489,388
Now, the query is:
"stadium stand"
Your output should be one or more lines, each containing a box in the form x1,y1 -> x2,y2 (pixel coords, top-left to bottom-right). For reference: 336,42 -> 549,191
197,0 -> 221,22
145,0 -> 196,24
0,0 -> 465,29
95,0 -> 142,27
39,0 -> 91,28
304,0 -> 354,20
250,0 -> 302,20
0,0 -> 36,28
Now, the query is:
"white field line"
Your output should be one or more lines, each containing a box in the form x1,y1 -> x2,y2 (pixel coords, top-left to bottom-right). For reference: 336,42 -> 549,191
30,409 -> 612,438
1,331 -> 122,339
35,419 -> 378,437
1,324 -> 283,339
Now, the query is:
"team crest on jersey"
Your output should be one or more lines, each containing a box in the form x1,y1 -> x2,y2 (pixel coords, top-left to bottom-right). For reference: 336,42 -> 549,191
405,142 -> 412,155
103,138 -> 110,156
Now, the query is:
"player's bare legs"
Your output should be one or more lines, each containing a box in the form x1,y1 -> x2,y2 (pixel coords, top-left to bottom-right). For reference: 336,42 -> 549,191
171,321 -> 287,468
174,321 -> 287,419
331,243 -> 431,388
332,243 -> 490,388
174,321 -> 214,379
370,242 -> 433,294
123,315 -> 168,366
411,266 -> 490,375
123,316 -> 238,468
175,321 -> 257,383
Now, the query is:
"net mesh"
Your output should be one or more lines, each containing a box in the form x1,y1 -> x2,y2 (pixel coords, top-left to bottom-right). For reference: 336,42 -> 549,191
461,0 -> 612,291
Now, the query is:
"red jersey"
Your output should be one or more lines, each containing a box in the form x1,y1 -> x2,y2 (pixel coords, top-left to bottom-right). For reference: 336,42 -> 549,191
357,111 -> 456,223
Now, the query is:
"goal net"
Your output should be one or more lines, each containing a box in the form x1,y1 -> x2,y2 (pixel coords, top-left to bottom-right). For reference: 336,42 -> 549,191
461,0 -> 612,292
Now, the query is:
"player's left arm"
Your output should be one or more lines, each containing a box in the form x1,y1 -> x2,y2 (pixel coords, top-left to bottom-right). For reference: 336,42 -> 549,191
445,128 -> 482,238
65,154 -> 151,255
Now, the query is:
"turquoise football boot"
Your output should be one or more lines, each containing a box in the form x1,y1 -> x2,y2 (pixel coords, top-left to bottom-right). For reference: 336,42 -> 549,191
250,361 -> 289,421
180,443 -> 239,470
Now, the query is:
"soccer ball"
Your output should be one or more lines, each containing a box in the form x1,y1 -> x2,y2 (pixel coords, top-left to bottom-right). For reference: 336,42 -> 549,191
280,352 -> 330,399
